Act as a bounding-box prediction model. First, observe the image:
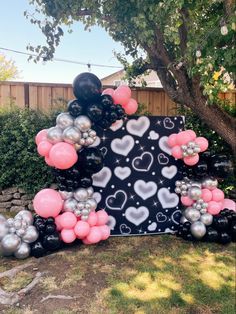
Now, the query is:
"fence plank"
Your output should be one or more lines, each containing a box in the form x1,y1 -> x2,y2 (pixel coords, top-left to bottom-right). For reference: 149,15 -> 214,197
0,81 -> 235,116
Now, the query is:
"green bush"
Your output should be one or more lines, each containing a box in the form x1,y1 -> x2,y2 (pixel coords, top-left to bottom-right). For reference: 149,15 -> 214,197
0,107 -> 56,194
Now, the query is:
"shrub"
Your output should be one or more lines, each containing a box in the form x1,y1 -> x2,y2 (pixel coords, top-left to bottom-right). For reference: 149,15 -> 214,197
0,107 -> 56,194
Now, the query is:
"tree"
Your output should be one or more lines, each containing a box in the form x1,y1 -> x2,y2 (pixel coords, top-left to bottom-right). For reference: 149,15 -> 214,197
26,0 -> 236,156
0,54 -> 18,81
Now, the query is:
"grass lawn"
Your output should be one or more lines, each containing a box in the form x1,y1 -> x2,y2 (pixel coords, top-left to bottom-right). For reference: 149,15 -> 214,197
0,235 -> 235,314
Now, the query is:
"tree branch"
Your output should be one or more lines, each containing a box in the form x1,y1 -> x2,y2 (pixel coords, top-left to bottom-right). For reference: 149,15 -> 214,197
178,8 -> 189,56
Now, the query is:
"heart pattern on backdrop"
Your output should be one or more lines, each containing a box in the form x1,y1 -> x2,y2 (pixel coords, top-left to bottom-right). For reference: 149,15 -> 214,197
157,188 -> 179,209
149,130 -> 159,140
105,190 -> 127,210
163,117 -> 175,129
161,165 -> 177,179
92,167 -> 112,188
126,116 -> 150,137
114,166 -> 131,180
132,152 -> 153,172
93,116 -> 184,235
134,180 -> 157,200
159,136 -> 172,155
125,206 -> 149,226
171,210 -> 182,225
111,135 -> 134,156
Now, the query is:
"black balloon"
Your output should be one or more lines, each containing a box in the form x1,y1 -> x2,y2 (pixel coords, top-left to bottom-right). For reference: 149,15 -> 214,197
205,227 -> 218,242
31,241 -> 46,258
86,103 -> 104,122
193,159 -> 208,177
230,222 -> 236,242
79,147 -> 104,174
73,72 -> 102,103
79,176 -> 92,188
43,233 -> 61,251
101,94 -> 114,108
67,99 -> 84,117
213,216 -> 229,231
209,154 -> 234,179
218,232 -> 231,244
45,224 -> 56,235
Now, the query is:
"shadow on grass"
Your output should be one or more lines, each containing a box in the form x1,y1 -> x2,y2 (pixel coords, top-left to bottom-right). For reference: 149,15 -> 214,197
101,236 -> 235,314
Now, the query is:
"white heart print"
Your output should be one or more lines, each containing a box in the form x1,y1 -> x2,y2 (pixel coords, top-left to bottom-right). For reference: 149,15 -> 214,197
114,166 -> 131,180
161,166 -> 177,179
149,130 -> 159,140
92,167 -> 112,188
111,135 -> 134,156
159,136 -> 172,155
125,206 -> 149,226
110,119 -> 123,131
89,136 -> 101,147
157,188 -> 179,209
93,192 -> 102,204
163,117 -> 175,129
134,180 -> 157,200
148,222 -> 157,231
126,116 -> 150,137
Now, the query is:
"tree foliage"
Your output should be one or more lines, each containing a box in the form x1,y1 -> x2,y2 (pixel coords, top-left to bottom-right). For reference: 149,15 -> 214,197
0,53 -> 18,81
25,0 -> 236,154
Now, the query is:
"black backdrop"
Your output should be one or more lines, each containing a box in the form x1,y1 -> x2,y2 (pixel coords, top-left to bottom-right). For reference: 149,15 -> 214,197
93,116 -> 184,236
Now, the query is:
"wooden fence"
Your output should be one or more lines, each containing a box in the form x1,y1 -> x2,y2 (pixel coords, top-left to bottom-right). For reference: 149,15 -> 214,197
0,81 -> 235,115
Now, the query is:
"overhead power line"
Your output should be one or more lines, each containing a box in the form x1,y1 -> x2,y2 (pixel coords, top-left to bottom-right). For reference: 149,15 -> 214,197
0,46 -> 123,69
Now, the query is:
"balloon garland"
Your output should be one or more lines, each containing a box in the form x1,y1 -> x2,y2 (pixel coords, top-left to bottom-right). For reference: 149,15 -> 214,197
0,72 -> 235,260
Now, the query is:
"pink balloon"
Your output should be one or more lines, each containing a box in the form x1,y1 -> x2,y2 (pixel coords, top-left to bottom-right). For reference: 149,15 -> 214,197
172,146 -> 183,159
221,199 -> 236,211
201,189 -> 212,202
102,88 -> 114,97
184,154 -> 199,166
82,238 -> 93,245
45,156 -> 55,167
123,98 -> 138,115
86,226 -> 102,244
96,210 -> 109,226
55,215 -> 62,231
74,221 -> 90,239
60,212 -> 77,229
49,142 -> 78,170
37,140 -> 53,157
212,188 -> 224,202
167,134 -> 177,148
176,131 -> 192,145
35,129 -> 48,145
87,212 -> 98,226
185,130 -> 197,141
181,196 -> 194,206
195,137 -> 209,152
207,201 -> 222,215
113,87 -> 130,106
116,85 -> 131,98
61,229 -> 76,243
33,189 -> 63,218
99,225 -> 111,240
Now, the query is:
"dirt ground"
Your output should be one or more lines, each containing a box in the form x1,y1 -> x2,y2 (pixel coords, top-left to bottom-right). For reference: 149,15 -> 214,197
0,236 -> 235,314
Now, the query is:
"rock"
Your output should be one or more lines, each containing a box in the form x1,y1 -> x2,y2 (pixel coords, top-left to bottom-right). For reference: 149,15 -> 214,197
27,203 -> 34,211
21,194 -> 32,201
0,201 -> 12,208
13,193 -> 21,199
2,187 -> 18,194
0,207 -> 7,213
12,200 -> 28,206
18,188 -> 26,194
50,184 -> 58,190
10,206 -> 26,212
0,195 -> 12,202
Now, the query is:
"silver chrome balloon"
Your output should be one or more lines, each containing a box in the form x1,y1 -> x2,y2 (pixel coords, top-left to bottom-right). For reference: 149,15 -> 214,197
87,187 -> 94,197
47,126 -> 63,144
14,242 -> 31,259
184,207 -> 201,223
62,126 -> 81,144
190,221 -> 206,239
202,177 -> 218,190
56,112 -> 74,129
22,226 -> 38,243
63,198 -> 78,212
16,210 -> 34,226
59,190 -> 74,200
180,216 -> 189,224
74,115 -> 92,132
200,213 -> 213,226
188,186 -> 202,200
86,198 -> 97,211
0,223 -> 9,241
0,214 -> 6,223
7,218 -> 14,227
1,234 -> 21,254
74,188 -> 88,202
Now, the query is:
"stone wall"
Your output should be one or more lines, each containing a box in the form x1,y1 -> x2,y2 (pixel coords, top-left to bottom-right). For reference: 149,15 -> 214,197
0,187 -> 33,213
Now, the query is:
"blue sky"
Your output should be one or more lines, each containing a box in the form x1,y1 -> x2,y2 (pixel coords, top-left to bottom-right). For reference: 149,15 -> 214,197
0,0 -> 125,83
